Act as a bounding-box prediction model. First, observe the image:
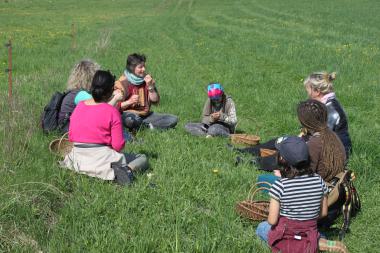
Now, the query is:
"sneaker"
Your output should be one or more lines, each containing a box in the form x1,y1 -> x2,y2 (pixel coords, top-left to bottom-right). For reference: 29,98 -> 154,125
112,164 -> 134,186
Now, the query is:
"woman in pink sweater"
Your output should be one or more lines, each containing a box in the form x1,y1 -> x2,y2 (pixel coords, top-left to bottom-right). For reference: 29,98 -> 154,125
62,70 -> 148,185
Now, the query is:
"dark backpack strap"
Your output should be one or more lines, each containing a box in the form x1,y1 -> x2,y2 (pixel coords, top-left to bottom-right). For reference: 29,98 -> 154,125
339,182 -> 352,240
338,170 -> 361,240
57,90 -> 80,133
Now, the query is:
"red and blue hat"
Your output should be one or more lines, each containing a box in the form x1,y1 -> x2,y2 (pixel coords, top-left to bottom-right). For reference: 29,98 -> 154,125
207,83 -> 224,99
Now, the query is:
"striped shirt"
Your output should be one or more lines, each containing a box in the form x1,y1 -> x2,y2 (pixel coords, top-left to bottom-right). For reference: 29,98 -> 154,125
269,174 -> 328,221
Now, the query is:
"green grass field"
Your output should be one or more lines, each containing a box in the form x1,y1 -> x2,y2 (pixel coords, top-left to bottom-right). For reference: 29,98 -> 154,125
1,0 -> 379,252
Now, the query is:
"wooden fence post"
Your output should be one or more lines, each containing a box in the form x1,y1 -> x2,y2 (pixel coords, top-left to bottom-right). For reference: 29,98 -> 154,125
5,39 -> 12,103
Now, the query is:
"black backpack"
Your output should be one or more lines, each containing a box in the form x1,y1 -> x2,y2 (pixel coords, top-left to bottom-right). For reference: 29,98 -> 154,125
41,91 -> 70,134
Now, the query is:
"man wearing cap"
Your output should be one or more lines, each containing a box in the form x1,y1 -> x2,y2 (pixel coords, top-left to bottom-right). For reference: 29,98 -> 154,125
185,83 -> 237,137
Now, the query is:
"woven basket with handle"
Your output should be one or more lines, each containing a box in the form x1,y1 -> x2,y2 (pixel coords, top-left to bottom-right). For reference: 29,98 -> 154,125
49,132 -> 73,158
236,182 -> 271,221
230,134 -> 260,146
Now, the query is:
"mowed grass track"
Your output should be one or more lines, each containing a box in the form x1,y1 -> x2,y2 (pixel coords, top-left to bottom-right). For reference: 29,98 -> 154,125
0,0 -> 379,252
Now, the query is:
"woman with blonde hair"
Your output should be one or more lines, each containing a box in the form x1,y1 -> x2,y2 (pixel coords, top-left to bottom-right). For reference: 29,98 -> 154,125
58,59 -> 122,133
235,71 -> 351,160
304,72 -> 352,158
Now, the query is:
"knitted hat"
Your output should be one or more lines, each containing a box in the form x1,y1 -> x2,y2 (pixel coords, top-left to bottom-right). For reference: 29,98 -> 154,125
207,83 -> 224,99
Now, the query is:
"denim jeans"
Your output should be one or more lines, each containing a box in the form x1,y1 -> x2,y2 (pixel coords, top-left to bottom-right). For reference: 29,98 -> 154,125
256,221 -> 271,243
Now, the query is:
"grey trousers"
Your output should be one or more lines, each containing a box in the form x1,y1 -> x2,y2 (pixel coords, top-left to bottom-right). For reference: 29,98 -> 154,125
123,112 -> 178,131
184,122 -> 231,137
125,153 -> 149,172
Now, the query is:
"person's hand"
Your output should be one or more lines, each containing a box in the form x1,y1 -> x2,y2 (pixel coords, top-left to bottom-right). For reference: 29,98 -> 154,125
211,112 -> 221,121
112,90 -> 123,102
144,74 -> 154,86
127,94 -> 139,107
273,169 -> 281,177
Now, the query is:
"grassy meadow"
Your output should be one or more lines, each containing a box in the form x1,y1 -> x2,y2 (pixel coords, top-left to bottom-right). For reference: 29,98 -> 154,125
1,0 -> 380,252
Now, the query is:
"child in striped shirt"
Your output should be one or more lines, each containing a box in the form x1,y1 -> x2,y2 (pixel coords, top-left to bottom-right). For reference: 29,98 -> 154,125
255,136 -> 348,253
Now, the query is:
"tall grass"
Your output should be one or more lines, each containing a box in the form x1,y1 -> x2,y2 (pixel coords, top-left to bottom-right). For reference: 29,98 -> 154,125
0,0 -> 379,252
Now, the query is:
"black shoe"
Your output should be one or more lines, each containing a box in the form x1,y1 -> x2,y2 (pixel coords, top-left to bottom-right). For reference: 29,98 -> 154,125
112,164 -> 134,186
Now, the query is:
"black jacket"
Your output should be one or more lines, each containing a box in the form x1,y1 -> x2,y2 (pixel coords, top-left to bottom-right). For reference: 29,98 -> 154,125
326,97 -> 352,157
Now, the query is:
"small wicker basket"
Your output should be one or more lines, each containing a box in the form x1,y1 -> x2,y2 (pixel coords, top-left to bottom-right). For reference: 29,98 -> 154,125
49,132 -> 73,158
236,182 -> 271,221
260,148 -> 277,157
230,134 -> 260,146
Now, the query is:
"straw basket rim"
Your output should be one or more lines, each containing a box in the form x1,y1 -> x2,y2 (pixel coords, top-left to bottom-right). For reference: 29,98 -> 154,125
230,134 -> 260,146
235,200 -> 270,221
49,133 -> 73,157
235,182 -> 271,221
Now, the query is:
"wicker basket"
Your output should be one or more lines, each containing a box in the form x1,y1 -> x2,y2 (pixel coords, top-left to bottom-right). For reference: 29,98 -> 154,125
49,133 -> 73,158
236,182 -> 271,221
260,148 -> 277,157
230,134 -> 260,146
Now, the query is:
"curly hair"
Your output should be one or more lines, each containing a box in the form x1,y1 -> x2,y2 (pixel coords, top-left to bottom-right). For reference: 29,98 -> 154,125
66,59 -> 100,91
304,71 -> 336,95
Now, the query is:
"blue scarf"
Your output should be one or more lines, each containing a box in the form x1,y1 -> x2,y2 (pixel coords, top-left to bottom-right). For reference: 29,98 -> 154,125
125,70 -> 144,86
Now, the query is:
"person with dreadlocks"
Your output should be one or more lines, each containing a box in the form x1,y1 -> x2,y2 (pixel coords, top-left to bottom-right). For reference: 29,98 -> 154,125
297,99 -> 346,182
184,83 -> 237,137
234,71 -> 352,160
256,99 -> 346,183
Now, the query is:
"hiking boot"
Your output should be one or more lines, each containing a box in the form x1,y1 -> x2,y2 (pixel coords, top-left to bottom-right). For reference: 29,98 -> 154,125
319,238 -> 348,253
112,164 -> 134,186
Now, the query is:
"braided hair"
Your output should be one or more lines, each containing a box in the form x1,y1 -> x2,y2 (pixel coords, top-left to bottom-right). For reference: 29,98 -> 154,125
297,99 -> 346,178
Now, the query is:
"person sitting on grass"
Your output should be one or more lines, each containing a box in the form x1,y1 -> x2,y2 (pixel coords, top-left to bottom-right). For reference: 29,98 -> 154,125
236,71 -> 351,160
59,59 -> 122,133
297,99 -> 346,182
184,83 -> 237,137
114,53 -> 178,132
257,99 -> 346,184
255,136 -> 348,253
61,70 -> 148,185
304,72 -> 352,158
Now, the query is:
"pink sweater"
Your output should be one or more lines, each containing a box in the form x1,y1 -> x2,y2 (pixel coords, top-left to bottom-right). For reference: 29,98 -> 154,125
69,102 -> 125,152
